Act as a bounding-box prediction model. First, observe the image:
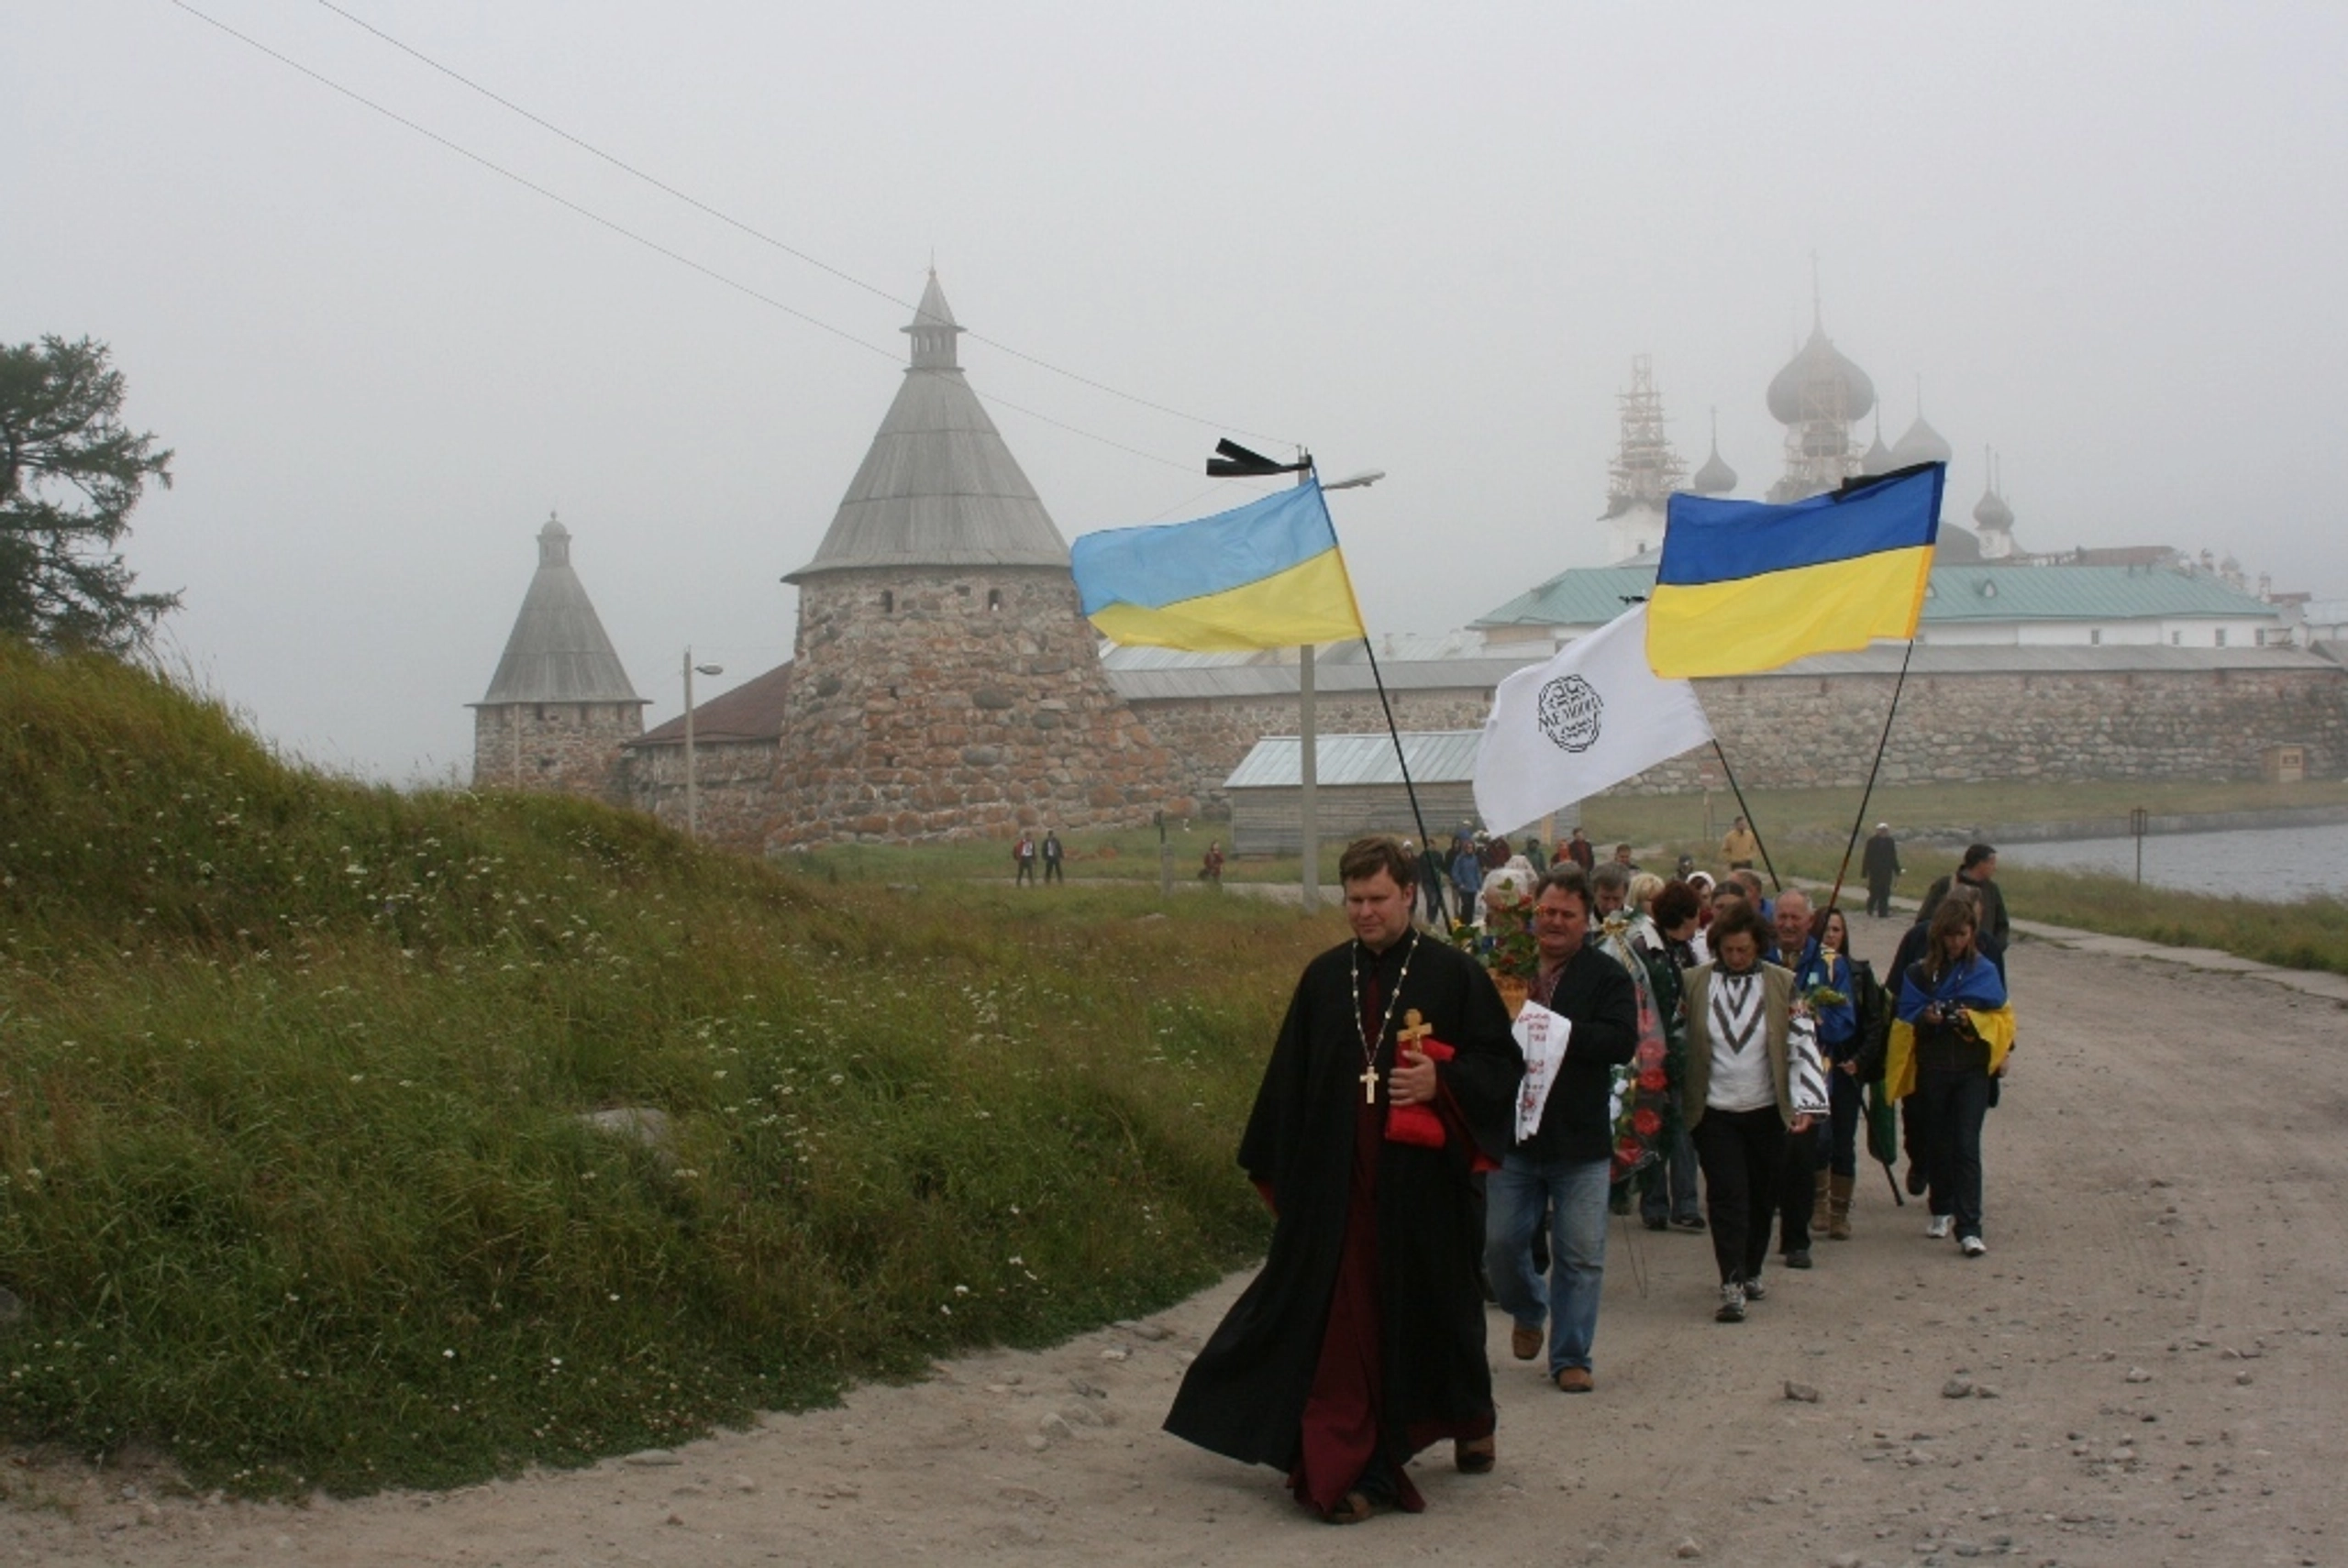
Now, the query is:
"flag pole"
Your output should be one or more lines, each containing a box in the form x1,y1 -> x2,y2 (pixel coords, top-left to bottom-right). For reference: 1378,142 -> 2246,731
1357,631 -> 1447,925
1821,637 -> 1919,917
1709,740 -> 1781,892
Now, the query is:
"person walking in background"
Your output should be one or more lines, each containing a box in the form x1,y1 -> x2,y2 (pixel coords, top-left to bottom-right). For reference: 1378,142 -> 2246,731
1634,878 -> 1708,1234
1862,823 -> 1902,919
1483,867 -> 1639,1394
1885,893 -> 1954,1199
1764,890 -> 1850,1272
1564,828 -> 1596,874
1681,900 -> 1813,1321
1920,844 -> 2010,977
1887,896 -> 2015,1257
1522,835 -> 1548,875
1200,840 -> 1225,886
1450,840 -> 1483,914
1720,815 -> 1759,870
1419,839 -> 1448,924
1041,830 -> 1065,885
1013,831 -> 1037,887
1812,906 -> 1885,1241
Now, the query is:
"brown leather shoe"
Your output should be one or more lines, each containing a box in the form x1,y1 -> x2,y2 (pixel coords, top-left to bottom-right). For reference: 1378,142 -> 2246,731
1510,1323 -> 1542,1361
1455,1434 -> 1496,1474
1555,1366 -> 1594,1394
1324,1490 -> 1383,1525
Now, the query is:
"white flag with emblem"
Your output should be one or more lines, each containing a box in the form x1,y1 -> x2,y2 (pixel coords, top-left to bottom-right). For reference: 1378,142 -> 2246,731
1472,604 -> 1715,834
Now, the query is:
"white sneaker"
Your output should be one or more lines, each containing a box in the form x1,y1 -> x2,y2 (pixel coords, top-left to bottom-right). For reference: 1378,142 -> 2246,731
1960,1235 -> 1988,1257
1925,1216 -> 1953,1240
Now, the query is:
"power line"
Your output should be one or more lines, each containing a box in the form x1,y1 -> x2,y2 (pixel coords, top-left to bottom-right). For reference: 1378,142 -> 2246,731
166,1 -> 897,366
306,0 -> 1296,450
163,0 -> 1221,479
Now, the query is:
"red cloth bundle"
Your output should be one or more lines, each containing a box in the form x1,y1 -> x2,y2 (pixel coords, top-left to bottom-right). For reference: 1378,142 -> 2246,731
1384,1036 -> 1456,1149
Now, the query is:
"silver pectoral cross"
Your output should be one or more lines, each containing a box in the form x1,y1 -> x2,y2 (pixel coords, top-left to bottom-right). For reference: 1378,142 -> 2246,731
1359,1066 -> 1379,1104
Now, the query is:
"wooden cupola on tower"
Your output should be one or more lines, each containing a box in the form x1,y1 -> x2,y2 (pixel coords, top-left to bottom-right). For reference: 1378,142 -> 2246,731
471,514 -> 646,798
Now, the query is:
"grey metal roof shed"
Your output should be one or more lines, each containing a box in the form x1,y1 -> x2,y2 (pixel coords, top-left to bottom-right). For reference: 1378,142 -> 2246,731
1221,732 -> 1493,855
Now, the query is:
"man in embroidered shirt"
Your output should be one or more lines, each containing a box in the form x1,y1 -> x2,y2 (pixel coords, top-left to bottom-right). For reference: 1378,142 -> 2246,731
1166,836 -> 1521,1524
1481,866 -> 1640,1396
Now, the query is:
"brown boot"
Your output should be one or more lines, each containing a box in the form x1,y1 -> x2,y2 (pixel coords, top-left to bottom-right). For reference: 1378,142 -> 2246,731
1828,1174 -> 1855,1241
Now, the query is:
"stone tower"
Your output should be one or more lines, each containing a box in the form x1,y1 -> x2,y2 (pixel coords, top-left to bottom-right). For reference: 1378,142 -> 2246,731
471,514 -> 646,797
770,271 -> 1169,845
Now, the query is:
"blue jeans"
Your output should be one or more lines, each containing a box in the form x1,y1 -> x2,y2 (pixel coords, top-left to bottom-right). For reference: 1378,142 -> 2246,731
1483,1154 -> 1611,1375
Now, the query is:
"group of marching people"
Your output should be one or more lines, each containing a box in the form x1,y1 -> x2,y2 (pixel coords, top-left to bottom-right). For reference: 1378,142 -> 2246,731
1465,844 -> 2016,1327
1165,833 -> 2018,1525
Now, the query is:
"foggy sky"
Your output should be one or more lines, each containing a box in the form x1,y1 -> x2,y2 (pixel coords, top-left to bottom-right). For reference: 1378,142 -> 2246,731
8,2 -> 2343,781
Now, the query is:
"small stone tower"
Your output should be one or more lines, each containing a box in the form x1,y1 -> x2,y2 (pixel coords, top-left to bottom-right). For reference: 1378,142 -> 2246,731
770,271 -> 1168,845
471,514 -> 646,797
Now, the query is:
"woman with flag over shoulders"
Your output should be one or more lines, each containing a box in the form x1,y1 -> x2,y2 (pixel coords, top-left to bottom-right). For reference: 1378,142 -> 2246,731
1885,898 -> 2015,1258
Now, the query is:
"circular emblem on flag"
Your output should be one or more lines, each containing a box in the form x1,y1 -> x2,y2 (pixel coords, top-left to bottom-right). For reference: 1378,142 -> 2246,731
1536,675 -> 1603,754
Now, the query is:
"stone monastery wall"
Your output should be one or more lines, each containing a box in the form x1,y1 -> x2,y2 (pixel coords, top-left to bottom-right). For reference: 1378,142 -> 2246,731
619,737 -> 781,855
1137,661 -> 2348,816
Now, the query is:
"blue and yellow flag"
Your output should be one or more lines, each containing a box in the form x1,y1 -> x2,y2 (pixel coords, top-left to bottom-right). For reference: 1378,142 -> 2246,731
1069,482 -> 1368,651
1646,464 -> 1945,679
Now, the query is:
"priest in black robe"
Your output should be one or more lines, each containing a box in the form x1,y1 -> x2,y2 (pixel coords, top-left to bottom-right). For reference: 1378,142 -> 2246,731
1165,834 -> 1522,1523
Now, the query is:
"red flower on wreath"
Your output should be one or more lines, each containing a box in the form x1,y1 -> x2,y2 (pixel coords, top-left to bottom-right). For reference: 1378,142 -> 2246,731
1637,1066 -> 1667,1092
1632,1107 -> 1663,1136
1614,1135 -> 1643,1167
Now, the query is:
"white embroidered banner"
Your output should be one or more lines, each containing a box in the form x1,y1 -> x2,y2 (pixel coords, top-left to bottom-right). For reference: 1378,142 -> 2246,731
1512,1000 -> 1572,1143
1789,1012 -> 1831,1119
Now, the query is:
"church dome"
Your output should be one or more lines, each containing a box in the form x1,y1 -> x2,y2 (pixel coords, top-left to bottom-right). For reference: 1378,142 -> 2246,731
1892,414 -> 1955,468
1971,484 -> 2014,533
1767,325 -> 1876,425
1858,428 -> 1896,476
1689,443 -> 1737,494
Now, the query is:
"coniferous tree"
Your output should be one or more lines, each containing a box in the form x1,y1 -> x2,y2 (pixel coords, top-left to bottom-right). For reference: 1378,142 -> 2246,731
0,336 -> 178,652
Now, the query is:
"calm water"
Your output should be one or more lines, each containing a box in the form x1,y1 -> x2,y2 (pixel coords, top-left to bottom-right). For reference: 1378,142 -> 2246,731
1997,821 -> 2348,902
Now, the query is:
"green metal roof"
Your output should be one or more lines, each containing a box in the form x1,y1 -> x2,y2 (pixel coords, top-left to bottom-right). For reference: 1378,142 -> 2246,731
1473,562 -> 2278,630
1918,565 -> 2274,622
1474,567 -> 1661,629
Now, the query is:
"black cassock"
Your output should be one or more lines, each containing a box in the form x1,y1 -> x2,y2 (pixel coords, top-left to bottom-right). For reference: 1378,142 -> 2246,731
1165,933 -> 1521,1485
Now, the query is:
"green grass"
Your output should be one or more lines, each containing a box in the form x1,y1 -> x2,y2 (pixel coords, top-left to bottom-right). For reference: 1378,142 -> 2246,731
0,643 -> 1341,1496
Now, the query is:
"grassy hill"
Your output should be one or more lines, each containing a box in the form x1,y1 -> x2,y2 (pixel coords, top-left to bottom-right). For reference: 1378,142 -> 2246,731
0,644 -> 1327,1495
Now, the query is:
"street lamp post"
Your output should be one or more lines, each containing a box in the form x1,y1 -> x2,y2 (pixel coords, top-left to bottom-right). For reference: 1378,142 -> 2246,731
1204,441 -> 1382,911
682,648 -> 725,840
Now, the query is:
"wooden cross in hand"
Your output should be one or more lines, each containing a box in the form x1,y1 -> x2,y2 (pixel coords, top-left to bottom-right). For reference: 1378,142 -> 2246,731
1386,1010 -> 1440,1106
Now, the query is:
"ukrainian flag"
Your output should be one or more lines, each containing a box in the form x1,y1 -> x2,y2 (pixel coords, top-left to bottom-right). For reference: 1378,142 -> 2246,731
1070,482 -> 1368,651
1646,464 -> 1945,679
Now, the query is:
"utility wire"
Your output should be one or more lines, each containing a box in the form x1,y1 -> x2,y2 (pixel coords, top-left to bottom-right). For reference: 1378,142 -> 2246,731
307,0 -> 1296,450
167,0 -> 896,367
165,0 -> 1214,477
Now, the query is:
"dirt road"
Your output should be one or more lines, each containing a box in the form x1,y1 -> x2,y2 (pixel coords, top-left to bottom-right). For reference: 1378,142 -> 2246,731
7,924 -> 2345,1567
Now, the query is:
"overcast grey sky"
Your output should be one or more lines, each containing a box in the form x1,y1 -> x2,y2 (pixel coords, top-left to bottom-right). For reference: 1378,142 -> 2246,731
8,2 -> 2342,780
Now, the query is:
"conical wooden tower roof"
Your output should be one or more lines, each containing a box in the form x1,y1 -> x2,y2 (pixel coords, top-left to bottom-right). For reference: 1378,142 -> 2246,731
477,516 -> 644,705
786,271 -> 1069,581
